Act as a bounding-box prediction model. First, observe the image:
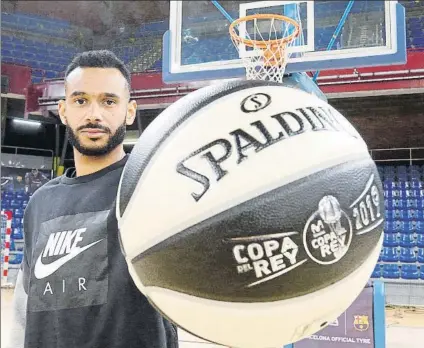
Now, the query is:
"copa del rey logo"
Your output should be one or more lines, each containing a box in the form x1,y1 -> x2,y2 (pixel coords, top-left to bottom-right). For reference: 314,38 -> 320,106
303,195 -> 353,265
226,232 -> 308,288
225,173 -> 384,289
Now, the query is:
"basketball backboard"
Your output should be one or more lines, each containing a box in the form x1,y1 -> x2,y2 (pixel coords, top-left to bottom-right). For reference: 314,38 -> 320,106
162,0 -> 406,84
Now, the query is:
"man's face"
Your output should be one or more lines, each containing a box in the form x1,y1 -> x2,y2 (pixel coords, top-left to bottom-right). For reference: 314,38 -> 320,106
58,67 -> 137,156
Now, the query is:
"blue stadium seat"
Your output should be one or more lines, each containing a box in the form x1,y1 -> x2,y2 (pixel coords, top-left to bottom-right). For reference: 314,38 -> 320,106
49,56 -> 61,64
420,268 -> 424,280
4,191 -> 14,200
399,247 -> 416,263
45,71 -> 59,79
398,174 -> 409,182
383,172 -> 396,181
1,199 -> 10,209
400,264 -> 419,280
371,264 -> 381,278
13,239 -> 24,251
412,37 -> 424,47
399,234 -> 416,248
35,53 -> 47,62
23,51 -> 36,60
387,209 -> 406,221
402,181 -> 422,189
1,48 -> 12,57
383,234 -> 399,247
408,209 -> 423,221
384,221 -> 392,233
10,36 -> 23,45
12,227 -> 23,240
406,189 -> 419,198
382,264 -> 400,279
12,217 -> 21,228
410,173 -> 422,181
32,76 -> 43,84
409,221 -> 423,234
383,166 -> 396,174
39,62 -> 51,70
389,198 -> 405,209
14,208 -> 24,219
2,16 -> 19,29
50,63 -> 64,72
22,200 -> 29,209
32,69 -> 44,77
15,190 -> 26,199
378,247 -> 383,262
407,198 -> 418,208
9,239 -> 16,252
417,249 -> 424,263
1,34 -> 13,43
390,190 -> 405,199
397,166 -> 407,174
8,252 -> 23,265
1,40 -> 14,50
10,200 -> 21,209
409,165 -> 421,174
382,247 -> 399,262
417,235 -> 424,248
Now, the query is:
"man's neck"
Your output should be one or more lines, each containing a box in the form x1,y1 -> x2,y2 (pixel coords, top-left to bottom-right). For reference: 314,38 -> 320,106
73,146 -> 126,177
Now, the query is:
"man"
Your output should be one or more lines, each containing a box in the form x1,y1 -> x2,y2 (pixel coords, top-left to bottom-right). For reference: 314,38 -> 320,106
8,50 -> 178,348
24,168 -> 49,194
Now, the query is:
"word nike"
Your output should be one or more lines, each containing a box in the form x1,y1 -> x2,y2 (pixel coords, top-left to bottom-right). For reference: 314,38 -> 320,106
34,228 -> 103,280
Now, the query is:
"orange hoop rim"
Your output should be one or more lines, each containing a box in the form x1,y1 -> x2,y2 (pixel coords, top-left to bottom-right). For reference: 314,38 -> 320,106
229,14 -> 301,49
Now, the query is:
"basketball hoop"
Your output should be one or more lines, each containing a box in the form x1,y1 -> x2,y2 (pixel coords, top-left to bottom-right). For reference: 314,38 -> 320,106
229,14 -> 301,83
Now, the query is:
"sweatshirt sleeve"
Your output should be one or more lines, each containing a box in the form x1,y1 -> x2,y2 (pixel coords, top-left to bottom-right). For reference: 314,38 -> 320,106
5,269 -> 28,348
6,197 -> 35,348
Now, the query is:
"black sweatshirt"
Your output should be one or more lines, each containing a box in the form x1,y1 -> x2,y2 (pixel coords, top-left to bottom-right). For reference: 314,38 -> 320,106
20,155 -> 178,348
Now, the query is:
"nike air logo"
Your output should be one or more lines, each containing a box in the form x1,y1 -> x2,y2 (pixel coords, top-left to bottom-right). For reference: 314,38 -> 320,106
34,239 -> 103,280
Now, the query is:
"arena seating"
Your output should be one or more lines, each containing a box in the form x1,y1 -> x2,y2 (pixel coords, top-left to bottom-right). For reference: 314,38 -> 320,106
111,35 -> 164,73
1,188 -> 29,266
0,12 -> 166,82
372,164 -> 424,281
1,12 -> 83,83
1,1 -> 422,79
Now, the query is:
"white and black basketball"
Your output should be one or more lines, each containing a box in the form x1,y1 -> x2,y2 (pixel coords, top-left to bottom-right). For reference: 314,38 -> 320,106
116,80 -> 384,348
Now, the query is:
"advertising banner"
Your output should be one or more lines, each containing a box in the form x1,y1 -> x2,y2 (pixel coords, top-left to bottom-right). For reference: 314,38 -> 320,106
294,287 -> 374,348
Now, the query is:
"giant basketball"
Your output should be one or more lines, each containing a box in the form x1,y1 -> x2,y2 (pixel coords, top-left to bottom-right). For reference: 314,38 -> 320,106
116,80 -> 384,348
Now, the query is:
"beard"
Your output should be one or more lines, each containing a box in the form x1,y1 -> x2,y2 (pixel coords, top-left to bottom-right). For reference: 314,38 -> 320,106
67,119 -> 126,157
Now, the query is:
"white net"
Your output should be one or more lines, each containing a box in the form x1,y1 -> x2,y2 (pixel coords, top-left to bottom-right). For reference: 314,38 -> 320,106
230,15 -> 300,83
1,212 -> 7,264
1,211 -> 10,287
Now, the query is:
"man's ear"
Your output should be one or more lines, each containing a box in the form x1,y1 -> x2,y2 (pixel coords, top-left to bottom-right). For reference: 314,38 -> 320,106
58,100 -> 67,125
126,100 -> 137,126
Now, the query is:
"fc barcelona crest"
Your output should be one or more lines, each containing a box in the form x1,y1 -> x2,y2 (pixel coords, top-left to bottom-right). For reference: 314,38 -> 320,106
353,315 -> 369,331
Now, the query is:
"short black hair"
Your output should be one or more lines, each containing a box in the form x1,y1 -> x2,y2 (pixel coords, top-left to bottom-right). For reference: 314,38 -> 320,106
65,50 -> 131,88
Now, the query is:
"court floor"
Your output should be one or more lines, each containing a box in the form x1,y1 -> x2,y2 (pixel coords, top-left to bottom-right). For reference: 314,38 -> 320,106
2,288 -> 423,347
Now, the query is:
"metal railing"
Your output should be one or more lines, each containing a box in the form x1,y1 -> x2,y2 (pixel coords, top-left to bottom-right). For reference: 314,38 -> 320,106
1,145 -> 54,177
369,147 -> 424,165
